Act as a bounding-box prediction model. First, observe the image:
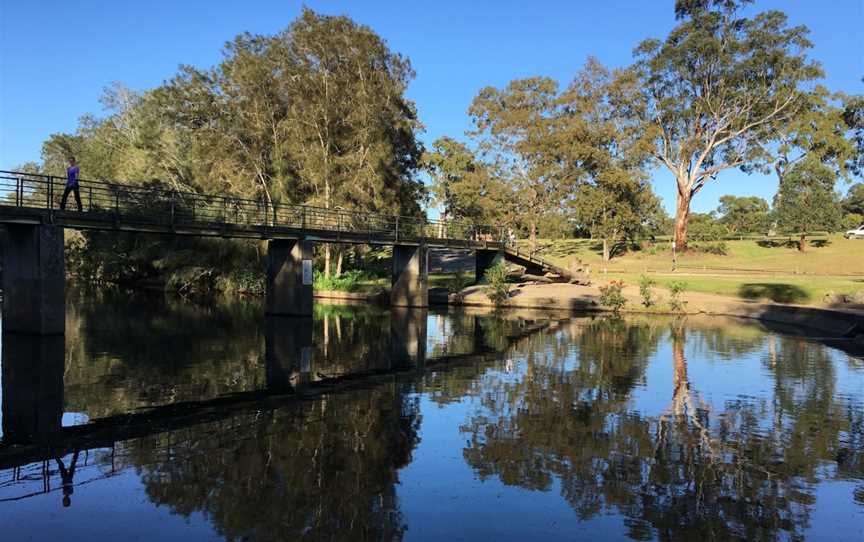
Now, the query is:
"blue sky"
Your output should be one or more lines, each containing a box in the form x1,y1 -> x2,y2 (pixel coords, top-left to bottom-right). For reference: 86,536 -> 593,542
1,0 -> 862,215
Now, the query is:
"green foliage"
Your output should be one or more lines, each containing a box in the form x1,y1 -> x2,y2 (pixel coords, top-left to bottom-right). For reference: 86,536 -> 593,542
446,269 -> 472,294
668,281 -> 687,312
598,280 -> 627,313
483,262 -> 512,306
638,275 -> 655,308
696,241 -> 728,255
717,195 -> 770,235
688,213 -> 730,242
844,93 -> 864,176
422,137 -> 508,225
842,213 -> 864,231
773,160 -> 842,250
313,269 -> 377,293
843,183 -> 864,215
635,1 -> 822,249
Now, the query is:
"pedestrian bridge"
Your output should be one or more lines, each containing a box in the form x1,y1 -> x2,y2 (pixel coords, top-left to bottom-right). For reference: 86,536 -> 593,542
0,171 -> 568,333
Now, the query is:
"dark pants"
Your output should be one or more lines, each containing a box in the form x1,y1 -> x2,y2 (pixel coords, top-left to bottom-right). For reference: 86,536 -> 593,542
60,185 -> 82,211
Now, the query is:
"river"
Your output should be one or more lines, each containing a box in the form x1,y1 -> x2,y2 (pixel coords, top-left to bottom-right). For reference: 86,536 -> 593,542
0,289 -> 862,541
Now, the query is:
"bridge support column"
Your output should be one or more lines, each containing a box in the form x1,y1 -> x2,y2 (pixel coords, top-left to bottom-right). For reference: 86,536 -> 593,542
390,307 -> 427,366
1,224 -> 65,334
391,244 -> 428,307
475,248 -> 503,284
265,316 -> 313,393
1,333 -> 65,444
266,239 -> 313,317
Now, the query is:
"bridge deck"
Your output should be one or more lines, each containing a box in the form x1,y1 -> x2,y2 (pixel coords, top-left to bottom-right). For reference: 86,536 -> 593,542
0,171 -> 504,250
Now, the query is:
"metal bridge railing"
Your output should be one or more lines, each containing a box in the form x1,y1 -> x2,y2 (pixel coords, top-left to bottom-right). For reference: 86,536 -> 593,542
0,171 -> 505,244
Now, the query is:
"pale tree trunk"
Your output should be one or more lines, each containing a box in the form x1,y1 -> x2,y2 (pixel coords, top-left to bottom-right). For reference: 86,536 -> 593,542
602,238 -> 610,262
798,234 -> 806,252
529,220 -> 537,254
335,247 -> 344,277
674,185 -> 692,251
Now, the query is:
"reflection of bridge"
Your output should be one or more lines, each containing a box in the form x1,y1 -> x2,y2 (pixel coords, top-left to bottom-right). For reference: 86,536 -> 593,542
0,311 -> 551,470
0,171 -> 568,334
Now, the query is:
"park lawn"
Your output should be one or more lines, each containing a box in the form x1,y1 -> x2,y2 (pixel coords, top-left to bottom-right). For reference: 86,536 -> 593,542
522,234 -> 864,276
600,271 -> 864,305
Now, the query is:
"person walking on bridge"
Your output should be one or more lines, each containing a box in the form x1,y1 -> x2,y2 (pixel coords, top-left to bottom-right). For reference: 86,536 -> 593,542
60,156 -> 82,211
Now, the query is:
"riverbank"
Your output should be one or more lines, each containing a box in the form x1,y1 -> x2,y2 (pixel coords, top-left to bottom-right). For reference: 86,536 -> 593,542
434,282 -> 864,339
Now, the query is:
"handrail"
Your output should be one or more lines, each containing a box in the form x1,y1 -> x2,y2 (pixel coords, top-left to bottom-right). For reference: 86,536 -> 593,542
0,170 -> 508,245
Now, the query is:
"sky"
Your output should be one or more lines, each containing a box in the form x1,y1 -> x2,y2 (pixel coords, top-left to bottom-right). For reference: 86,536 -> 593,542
1,0 -> 862,215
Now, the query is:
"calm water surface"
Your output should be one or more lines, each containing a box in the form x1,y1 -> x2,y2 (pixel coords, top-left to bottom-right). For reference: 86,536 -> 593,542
0,290 -> 862,541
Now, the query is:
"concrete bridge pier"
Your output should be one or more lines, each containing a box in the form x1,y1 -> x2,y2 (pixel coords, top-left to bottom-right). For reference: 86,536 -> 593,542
1,224 -> 65,335
265,316 -> 314,393
266,239 -> 313,317
390,307 -> 428,367
391,244 -> 428,307
475,248 -> 503,284
1,333 -> 65,444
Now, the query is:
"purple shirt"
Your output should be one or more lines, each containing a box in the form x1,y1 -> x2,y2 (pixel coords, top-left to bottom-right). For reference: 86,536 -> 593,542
67,165 -> 79,187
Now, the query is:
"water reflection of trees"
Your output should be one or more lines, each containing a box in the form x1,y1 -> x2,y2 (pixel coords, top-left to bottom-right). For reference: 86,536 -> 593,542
117,382 -> 419,541
460,316 -> 864,540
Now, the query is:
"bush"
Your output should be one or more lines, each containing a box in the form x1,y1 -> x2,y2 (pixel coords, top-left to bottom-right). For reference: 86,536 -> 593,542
696,241 -> 728,255
313,269 -> 375,292
668,281 -> 687,312
447,269 -> 472,294
483,262 -> 512,306
842,213 -> 863,231
638,275 -> 655,307
599,280 -> 627,313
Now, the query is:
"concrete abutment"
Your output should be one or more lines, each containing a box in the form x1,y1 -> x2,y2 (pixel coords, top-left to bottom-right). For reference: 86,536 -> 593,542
391,244 -> 428,307
1,224 -> 65,334
266,239 -> 314,317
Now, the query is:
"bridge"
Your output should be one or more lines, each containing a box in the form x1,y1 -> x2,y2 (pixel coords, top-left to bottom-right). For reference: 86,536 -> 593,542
0,171 -> 569,334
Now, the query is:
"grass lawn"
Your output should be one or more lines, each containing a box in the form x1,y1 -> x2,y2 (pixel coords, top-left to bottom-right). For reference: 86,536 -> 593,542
603,271 -> 864,305
518,234 -> 864,305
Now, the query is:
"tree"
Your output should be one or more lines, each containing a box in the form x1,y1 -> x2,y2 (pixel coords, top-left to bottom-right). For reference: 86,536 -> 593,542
767,86 -> 856,191
561,60 -> 659,262
844,89 -> 864,175
716,195 -> 770,235
635,0 -> 821,250
468,77 -> 572,251
773,160 -> 842,251
422,136 -> 509,226
688,212 -> 729,241
843,182 -> 864,215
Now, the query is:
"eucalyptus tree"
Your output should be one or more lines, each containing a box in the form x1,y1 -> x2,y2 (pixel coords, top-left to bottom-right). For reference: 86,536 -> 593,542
561,60 -> 660,261
773,159 -> 842,250
422,136 -> 510,226
635,0 -> 822,250
468,77 -> 573,251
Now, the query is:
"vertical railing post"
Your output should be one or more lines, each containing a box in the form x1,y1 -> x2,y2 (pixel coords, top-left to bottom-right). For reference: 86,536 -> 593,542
88,186 -> 93,211
170,191 -> 176,228
46,176 -> 52,209
16,177 -> 21,206
301,206 -> 306,230
395,216 -> 399,244
273,202 -> 277,227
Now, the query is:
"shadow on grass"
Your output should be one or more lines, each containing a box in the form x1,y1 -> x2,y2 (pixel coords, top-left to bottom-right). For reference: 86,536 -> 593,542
755,238 -> 831,249
738,283 -> 810,304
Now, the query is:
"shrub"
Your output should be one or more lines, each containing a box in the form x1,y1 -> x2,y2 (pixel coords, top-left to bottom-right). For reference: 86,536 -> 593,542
638,275 -> 656,307
842,213 -> 863,231
447,269 -> 472,294
313,269 -> 374,292
697,241 -> 728,255
599,280 -> 627,313
668,281 -> 687,312
483,262 -> 512,306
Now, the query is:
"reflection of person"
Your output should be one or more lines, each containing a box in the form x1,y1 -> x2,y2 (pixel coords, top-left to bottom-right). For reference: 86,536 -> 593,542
55,451 -> 80,508
60,157 -> 83,211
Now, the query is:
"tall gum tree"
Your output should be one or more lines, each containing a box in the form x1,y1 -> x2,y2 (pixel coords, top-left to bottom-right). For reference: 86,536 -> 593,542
635,0 -> 821,250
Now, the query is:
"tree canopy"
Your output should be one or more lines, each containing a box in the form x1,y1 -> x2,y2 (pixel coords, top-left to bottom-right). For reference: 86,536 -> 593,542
635,0 -> 822,249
